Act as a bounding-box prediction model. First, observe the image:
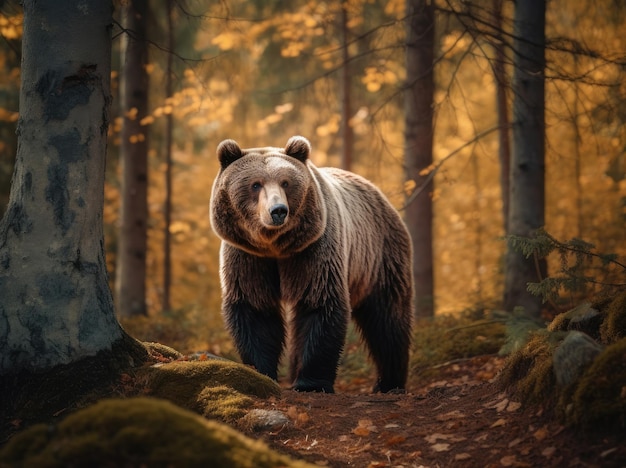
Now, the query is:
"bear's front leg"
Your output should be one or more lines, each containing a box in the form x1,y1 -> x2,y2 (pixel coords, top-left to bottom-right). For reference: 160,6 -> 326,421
290,298 -> 349,393
223,300 -> 284,380
220,245 -> 284,380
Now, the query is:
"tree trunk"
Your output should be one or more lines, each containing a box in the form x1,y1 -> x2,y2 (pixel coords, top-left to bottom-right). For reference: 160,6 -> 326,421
492,0 -> 511,235
339,2 -> 353,171
163,0 -> 174,312
503,0 -> 547,317
0,0 -> 138,373
116,0 -> 149,317
404,0 -> 435,319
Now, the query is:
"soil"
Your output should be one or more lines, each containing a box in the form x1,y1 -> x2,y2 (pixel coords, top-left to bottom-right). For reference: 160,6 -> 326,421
243,355 -> 626,467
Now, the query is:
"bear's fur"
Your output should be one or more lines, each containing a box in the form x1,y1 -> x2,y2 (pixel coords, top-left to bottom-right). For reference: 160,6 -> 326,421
210,136 -> 413,393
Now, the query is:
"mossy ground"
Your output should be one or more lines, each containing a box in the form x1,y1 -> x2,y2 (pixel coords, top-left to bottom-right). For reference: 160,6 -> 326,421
140,359 -> 280,420
409,309 -> 507,380
0,397 -> 313,468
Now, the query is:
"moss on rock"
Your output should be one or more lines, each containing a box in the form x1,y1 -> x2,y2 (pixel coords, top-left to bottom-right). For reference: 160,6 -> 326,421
599,291 -> 626,344
0,397 -> 312,467
197,385 -> 254,421
500,293 -> 626,431
142,360 -> 280,416
143,341 -> 184,360
498,332 -> 562,404
569,338 -> 626,429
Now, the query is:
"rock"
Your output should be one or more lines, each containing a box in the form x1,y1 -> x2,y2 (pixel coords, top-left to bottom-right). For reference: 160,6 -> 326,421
553,331 -> 604,387
548,302 -> 602,340
240,409 -> 291,431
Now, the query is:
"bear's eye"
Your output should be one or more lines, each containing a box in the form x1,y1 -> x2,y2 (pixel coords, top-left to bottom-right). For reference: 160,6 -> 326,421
281,181 -> 289,189
251,182 -> 262,191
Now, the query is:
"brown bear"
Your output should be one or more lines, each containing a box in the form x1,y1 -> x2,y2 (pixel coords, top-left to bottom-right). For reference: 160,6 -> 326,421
210,136 -> 413,393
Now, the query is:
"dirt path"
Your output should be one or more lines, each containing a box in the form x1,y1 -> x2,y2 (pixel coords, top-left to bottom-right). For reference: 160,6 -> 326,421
244,356 -> 626,467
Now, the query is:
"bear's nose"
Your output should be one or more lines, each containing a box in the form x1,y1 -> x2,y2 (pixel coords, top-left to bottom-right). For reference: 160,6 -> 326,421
270,204 -> 288,225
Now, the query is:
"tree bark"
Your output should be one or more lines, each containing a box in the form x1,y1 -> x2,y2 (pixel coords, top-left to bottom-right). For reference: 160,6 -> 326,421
116,0 -> 149,317
339,2 -> 354,171
404,0 -> 435,319
503,0 -> 547,317
163,0 -> 174,312
492,0 -> 511,235
0,0 -> 132,373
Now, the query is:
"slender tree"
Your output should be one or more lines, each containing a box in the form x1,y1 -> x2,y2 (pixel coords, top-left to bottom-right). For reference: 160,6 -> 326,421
492,0 -> 511,234
339,1 -> 354,171
116,0 -> 150,317
503,0 -> 547,317
0,0 -> 144,374
162,0 -> 174,312
404,0 -> 435,319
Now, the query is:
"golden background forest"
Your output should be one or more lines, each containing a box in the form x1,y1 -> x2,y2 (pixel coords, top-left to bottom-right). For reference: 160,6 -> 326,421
0,0 -> 624,353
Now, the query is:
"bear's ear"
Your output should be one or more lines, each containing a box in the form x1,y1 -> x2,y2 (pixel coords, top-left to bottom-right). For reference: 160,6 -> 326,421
284,136 -> 311,163
217,139 -> 243,169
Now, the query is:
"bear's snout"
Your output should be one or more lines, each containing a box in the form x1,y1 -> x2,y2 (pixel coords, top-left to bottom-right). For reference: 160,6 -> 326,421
269,204 -> 289,225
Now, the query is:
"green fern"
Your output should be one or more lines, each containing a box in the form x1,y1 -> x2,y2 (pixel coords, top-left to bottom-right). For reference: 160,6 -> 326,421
507,229 -> 626,305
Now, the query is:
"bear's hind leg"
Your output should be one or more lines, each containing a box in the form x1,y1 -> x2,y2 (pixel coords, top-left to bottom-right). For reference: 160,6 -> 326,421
352,290 -> 412,393
224,301 -> 284,380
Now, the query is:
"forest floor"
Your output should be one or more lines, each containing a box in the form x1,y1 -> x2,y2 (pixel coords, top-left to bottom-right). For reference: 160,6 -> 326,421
243,355 -> 626,468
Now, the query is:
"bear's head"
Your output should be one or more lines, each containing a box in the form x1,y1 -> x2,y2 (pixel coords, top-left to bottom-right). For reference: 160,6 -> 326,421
210,136 -> 327,258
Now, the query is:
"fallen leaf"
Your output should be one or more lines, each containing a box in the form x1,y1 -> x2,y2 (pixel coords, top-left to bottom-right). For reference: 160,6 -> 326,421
495,398 -> 509,412
500,454 -> 517,466
508,438 -> 522,448
491,418 -> 507,428
455,453 -> 472,461
352,418 -> 377,436
424,433 -> 449,444
507,401 -> 522,412
384,434 -> 406,446
474,432 -> 488,442
533,426 -> 548,441
436,410 -> 465,421
542,446 -> 557,458
367,462 -> 386,468
601,447 -> 618,458
297,411 -> 310,425
431,443 -> 450,452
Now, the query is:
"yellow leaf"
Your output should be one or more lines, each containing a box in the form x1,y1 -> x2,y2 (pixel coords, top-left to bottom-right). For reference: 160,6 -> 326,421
404,179 -> 416,195
140,115 -> 154,126
211,32 -> 238,51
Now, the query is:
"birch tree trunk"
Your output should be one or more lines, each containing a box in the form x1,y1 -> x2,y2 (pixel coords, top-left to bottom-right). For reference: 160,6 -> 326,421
404,0 -> 435,319
116,0 -> 149,317
0,0 -> 140,374
503,0 -> 547,317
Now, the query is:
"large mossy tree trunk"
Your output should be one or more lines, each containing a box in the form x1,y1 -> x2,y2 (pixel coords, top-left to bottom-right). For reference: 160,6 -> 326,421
0,0 -> 145,375
404,0 -> 435,319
